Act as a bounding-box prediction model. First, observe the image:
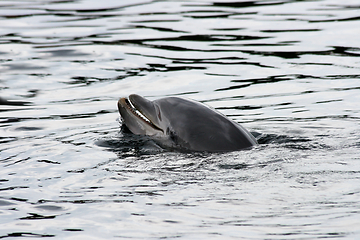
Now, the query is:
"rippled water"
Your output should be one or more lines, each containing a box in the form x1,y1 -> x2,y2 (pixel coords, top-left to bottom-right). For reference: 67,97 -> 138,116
1,0 -> 360,239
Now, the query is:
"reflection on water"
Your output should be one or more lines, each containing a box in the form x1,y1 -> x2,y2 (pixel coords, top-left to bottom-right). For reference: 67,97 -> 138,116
1,0 -> 360,239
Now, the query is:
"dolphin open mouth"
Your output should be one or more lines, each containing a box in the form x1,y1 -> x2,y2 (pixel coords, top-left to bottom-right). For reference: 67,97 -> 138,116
119,97 -> 163,132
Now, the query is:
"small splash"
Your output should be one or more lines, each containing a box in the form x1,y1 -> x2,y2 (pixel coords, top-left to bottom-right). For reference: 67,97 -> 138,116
95,135 -> 164,156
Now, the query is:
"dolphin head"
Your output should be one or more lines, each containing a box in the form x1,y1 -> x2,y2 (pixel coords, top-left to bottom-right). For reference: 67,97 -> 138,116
117,94 -> 164,136
118,94 -> 257,152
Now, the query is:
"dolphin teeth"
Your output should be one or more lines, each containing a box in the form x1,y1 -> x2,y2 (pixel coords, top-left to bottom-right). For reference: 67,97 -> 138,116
125,98 -> 151,123
123,97 -> 163,132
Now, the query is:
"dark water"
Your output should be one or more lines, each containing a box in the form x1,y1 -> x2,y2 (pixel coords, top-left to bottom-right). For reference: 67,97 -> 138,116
1,0 -> 360,239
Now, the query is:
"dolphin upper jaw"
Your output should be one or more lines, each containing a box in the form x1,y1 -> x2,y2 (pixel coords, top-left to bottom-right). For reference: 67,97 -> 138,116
117,97 -> 164,136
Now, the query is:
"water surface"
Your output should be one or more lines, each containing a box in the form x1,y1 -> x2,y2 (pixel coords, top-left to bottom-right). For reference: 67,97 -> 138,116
1,0 -> 360,239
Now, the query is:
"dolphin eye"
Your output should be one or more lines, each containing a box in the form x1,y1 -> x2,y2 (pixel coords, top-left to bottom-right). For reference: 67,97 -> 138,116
167,128 -> 177,143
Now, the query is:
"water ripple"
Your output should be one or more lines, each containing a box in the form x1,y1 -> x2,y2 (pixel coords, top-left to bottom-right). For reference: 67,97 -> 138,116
1,0 -> 360,239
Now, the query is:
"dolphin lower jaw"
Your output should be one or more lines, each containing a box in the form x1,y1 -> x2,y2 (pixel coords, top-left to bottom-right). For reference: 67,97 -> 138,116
118,98 -> 163,135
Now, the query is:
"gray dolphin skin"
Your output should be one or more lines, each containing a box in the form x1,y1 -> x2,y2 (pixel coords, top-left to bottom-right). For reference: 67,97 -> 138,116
117,94 -> 257,152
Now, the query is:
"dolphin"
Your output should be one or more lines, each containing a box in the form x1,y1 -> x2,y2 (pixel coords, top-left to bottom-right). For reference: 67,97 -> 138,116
117,94 -> 257,152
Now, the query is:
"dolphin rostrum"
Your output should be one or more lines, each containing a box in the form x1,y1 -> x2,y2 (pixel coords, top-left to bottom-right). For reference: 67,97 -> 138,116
117,94 -> 257,152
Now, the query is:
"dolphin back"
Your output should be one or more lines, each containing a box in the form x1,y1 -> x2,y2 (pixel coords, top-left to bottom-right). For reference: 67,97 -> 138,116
155,97 -> 257,152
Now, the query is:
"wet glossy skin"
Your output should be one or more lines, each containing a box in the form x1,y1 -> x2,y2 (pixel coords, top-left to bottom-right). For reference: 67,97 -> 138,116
118,94 -> 257,152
